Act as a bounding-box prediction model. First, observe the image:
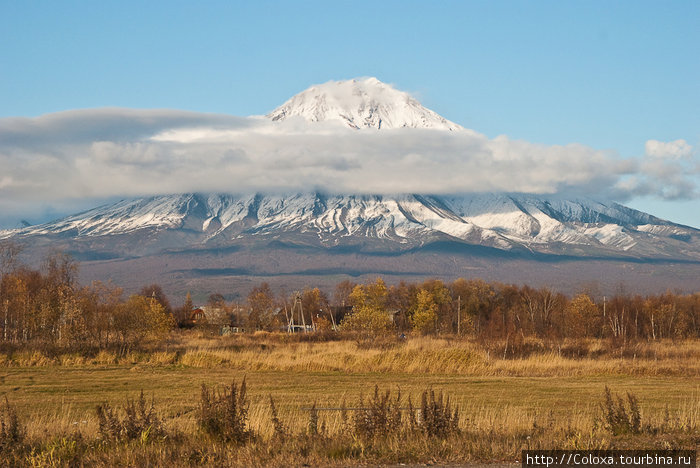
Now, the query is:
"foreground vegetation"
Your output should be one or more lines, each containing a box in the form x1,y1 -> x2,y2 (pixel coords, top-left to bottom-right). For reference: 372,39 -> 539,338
2,376 -> 699,466
0,333 -> 698,466
1,243 -> 698,465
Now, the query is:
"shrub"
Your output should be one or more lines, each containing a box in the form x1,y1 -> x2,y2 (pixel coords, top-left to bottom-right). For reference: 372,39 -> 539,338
24,433 -> 86,466
599,386 -> 641,434
307,401 -> 326,436
0,397 -> 22,450
411,389 -> 460,437
198,379 -> 252,443
350,386 -> 460,440
353,386 -> 402,439
268,396 -> 287,440
96,391 -> 165,443
96,402 -> 121,441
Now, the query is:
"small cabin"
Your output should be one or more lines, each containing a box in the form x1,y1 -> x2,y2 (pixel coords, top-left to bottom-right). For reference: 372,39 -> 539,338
181,308 -> 207,328
190,308 -> 206,323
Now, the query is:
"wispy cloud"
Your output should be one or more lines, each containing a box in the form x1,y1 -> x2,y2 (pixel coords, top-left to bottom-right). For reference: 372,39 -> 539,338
0,109 -> 697,226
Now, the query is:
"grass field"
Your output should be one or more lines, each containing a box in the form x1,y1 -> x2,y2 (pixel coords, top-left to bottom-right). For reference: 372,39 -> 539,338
0,334 -> 698,466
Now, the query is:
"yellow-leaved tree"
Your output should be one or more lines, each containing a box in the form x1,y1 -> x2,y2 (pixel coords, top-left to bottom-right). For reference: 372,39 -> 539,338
114,295 -> 174,345
564,293 -> 600,338
341,278 -> 393,336
411,289 -> 438,335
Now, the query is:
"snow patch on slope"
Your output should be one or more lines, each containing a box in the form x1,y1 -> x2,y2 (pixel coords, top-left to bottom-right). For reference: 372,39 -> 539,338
3,192 -> 696,260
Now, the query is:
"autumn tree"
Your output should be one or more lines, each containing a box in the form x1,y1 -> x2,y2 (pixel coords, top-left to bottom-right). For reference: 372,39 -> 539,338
113,295 -> 174,346
564,293 -> 599,338
419,279 -> 451,332
387,281 -> 418,331
139,284 -> 172,316
450,278 -> 495,335
247,283 -> 277,331
676,293 -> 700,338
301,287 -> 331,328
0,240 -> 23,277
202,293 -> 230,325
521,286 -> 565,337
85,280 -> 123,347
1,272 -> 28,342
173,291 -> 195,325
334,280 -> 356,306
411,289 -> 438,334
341,278 -> 393,336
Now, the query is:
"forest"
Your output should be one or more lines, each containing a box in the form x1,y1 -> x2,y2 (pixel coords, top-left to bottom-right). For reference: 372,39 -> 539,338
2,241 -> 699,352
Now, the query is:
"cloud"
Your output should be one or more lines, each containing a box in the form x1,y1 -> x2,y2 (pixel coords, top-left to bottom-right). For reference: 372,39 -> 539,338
0,109 -> 697,226
645,139 -> 693,160
624,139 -> 699,200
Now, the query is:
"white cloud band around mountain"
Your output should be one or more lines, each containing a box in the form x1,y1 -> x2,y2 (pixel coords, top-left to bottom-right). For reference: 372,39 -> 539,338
0,109 -> 697,226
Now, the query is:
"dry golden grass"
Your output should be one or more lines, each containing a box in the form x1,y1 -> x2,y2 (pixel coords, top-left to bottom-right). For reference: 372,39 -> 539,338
3,334 -> 700,377
160,335 -> 700,376
8,379 -> 699,467
1,334 -> 699,466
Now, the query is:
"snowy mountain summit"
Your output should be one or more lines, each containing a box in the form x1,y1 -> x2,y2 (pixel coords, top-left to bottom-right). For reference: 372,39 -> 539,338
267,77 -> 462,131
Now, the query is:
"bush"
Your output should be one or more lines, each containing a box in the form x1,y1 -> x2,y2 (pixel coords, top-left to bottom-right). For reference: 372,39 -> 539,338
350,386 -> 460,440
410,389 -> 460,437
353,386 -> 402,439
198,379 -> 252,443
307,401 -> 326,436
0,397 -> 22,450
599,386 -> 641,434
96,390 -> 165,443
268,396 -> 287,440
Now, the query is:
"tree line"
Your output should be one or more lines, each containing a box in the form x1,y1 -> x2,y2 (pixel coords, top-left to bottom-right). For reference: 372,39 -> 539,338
0,244 -> 173,349
2,241 -> 699,348
240,277 -> 700,342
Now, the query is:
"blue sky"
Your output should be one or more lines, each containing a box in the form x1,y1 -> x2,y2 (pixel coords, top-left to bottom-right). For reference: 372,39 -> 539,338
1,0 -> 698,227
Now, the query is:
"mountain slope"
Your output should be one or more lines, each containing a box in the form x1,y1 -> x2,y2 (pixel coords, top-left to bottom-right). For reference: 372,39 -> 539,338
4,192 -> 698,261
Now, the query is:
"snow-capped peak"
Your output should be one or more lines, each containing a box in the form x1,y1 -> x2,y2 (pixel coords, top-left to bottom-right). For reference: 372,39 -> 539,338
267,78 -> 463,131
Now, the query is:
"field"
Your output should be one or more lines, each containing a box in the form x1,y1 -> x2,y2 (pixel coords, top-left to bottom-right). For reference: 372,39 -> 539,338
1,334 -> 699,466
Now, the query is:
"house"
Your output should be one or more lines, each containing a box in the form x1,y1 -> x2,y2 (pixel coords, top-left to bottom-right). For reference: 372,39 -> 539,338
181,308 -> 206,328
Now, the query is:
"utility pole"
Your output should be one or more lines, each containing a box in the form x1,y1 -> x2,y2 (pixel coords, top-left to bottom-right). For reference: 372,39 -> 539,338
296,293 -> 307,333
457,296 -> 461,336
603,296 -> 606,318
327,307 -> 337,331
3,299 -> 7,342
285,301 -> 292,333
